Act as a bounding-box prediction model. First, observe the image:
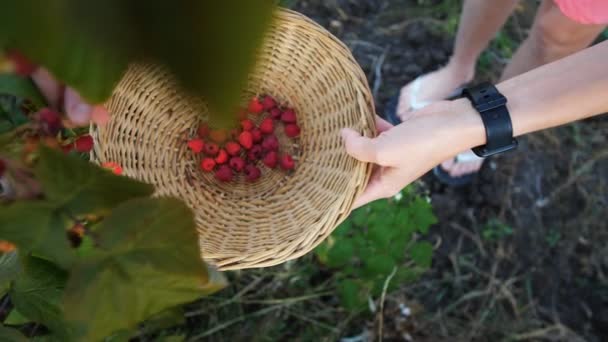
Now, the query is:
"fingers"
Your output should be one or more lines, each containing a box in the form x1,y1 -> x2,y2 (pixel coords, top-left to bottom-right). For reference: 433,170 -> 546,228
375,115 -> 393,133
64,87 -> 94,125
31,68 -> 63,109
341,128 -> 377,163
90,105 -> 110,126
352,166 -> 403,208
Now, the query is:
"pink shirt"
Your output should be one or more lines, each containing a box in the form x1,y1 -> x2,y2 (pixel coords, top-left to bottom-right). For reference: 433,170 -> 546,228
554,0 -> 608,25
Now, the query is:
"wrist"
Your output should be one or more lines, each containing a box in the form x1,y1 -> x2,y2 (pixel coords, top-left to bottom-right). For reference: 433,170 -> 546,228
439,98 -> 486,156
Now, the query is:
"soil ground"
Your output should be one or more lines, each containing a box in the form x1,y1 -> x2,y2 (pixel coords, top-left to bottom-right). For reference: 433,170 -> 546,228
181,1 -> 608,341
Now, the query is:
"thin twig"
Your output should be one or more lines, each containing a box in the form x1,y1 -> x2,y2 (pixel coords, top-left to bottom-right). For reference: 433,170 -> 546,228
188,304 -> 285,341
372,47 -> 389,99
377,266 -> 397,342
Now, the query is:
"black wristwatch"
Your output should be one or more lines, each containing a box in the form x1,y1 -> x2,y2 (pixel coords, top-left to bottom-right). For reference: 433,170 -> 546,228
462,83 -> 517,157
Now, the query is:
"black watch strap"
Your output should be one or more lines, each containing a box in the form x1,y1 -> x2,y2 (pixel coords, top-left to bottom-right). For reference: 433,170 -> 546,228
462,83 -> 517,157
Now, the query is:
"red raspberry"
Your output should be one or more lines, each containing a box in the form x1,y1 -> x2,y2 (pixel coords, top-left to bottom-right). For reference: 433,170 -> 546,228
248,96 -> 264,114
259,118 -> 274,134
201,158 -> 216,172
209,129 -> 228,143
75,135 -> 94,153
269,108 -> 282,120
262,96 -> 277,110
6,50 -> 37,76
241,119 -> 255,131
281,109 -> 297,123
262,135 -> 279,151
251,128 -> 263,143
263,151 -> 278,168
187,138 -> 205,153
247,145 -> 263,161
215,149 -> 228,164
204,142 -> 219,156
101,161 -> 123,175
38,108 -> 62,135
198,124 -> 210,138
229,156 -> 246,172
244,164 -> 262,182
0,159 -> 6,177
284,124 -> 301,138
225,141 -> 241,156
280,154 -> 295,170
215,165 -> 233,182
238,131 -> 253,150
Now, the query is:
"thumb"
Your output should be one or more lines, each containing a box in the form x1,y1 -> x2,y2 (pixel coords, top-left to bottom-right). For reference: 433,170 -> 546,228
341,128 -> 377,163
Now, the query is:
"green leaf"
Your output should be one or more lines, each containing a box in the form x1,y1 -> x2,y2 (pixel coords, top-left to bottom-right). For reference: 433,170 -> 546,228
0,1 -> 128,102
367,222 -> 395,251
405,197 -> 437,234
5,308 -> 31,325
63,197 -> 224,341
0,74 -> 46,108
0,202 -> 73,267
409,241 -> 433,268
1,1 -> 276,125
325,239 -> 354,268
0,251 -> 20,292
0,326 -> 28,342
337,279 -> 366,312
35,146 -> 154,215
364,254 -> 396,278
9,256 -> 69,337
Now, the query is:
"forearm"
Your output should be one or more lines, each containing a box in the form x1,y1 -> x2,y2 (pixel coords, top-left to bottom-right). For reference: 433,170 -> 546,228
448,40 -> 608,154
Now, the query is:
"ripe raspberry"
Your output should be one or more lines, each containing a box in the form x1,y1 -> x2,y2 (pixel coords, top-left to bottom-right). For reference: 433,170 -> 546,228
247,145 -> 263,161
248,96 -> 264,114
281,109 -> 297,123
229,156 -> 246,172
259,118 -> 274,134
269,108 -> 282,120
0,240 -> 16,253
198,124 -> 210,138
75,135 -> 94,153
204,142 -> 219,156
209,129 -> 228,143
262,135 -> 279,151
238,131 -> 253,150
0,159 -> 6,177
284,124 -> 301,138
215,165 -> 233,182
187,139 -> 205,153
241,119 -> 255,131
263,151 -> 278,168
262,96 -> 277,110
251,128 -> 263,143
101,161 -> 123,175
225,141 -> 241,156
38,108 -> 62,135
215,149 -> 228,164
280,154 -> 295,170
6,50 -> 36,76
200,158 -> 216,172
244,164 -> 262,182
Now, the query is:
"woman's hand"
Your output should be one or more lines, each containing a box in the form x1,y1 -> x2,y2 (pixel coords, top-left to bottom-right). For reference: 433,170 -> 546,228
342,100 -> 484,208
31,68 -> 110,126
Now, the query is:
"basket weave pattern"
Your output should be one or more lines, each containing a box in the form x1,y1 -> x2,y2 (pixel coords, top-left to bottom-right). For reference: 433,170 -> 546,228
91,10 -> 375,270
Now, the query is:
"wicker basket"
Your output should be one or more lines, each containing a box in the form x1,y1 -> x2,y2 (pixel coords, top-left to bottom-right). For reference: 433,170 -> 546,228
90,9 -> 376,270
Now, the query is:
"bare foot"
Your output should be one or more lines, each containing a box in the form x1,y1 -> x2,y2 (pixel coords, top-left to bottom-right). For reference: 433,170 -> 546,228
396,64 -> 473,121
